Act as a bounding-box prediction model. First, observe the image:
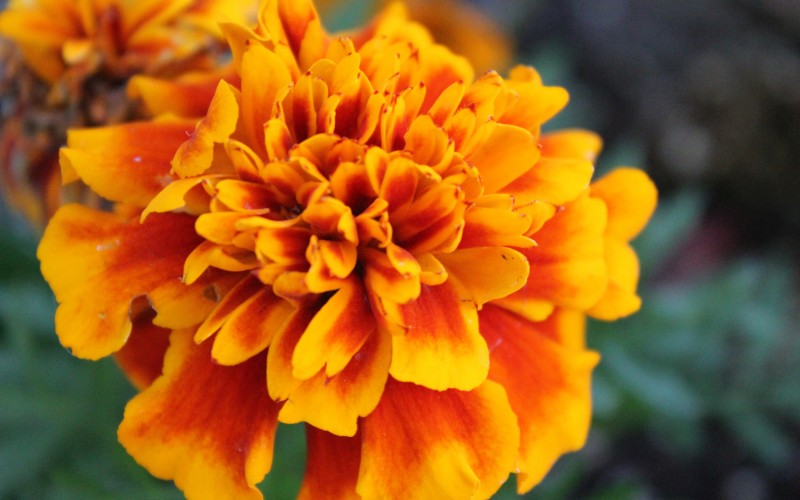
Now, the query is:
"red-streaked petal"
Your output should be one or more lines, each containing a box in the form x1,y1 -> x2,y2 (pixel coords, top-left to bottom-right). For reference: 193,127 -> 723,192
212,287 -> 295,365
438,246 -> 530,308
591,168 -> 658,242
292,278 -> 375,379
278,327 -> 391,436
504,195 -> 608,315
118,329 -> 279,499
363,247 -> 421,305
38,206 -> 208,360
299,426 -> 361,500
373,280 -> 489,391
357,378 -> 519,499
195,275 -> 264,343
60,121 -> 195,206
466,123 -> 540,194
114,311 -> 171,390
480,304 -> 599,493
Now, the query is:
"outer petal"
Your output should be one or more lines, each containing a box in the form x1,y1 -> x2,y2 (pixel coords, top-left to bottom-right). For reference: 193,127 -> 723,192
298,426 -> 361,500
590,168 -> 657,242
479,304 -> 599,493
372,280 -> 489,391
357,378 -> 519,499
118,329 -> 279,499
539,129 -> 602,162
38,206 -> 210,360
127,67 -> 237,118
587,239 -> 642,320
498,195 -> 608,320
500,157 -> 594,207
60,121 -> 196,207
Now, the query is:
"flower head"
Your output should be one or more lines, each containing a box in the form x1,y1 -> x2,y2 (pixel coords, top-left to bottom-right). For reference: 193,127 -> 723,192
38,0 -> 657,497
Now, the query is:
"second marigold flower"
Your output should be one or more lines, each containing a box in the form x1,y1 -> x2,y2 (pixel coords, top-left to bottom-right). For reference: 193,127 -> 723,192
37,0 -> 657,498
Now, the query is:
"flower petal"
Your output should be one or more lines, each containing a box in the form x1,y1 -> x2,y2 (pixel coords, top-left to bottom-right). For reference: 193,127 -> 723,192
292,278 -> 376,379
587,239 -> 642,320
114,311 -> 171,390
298,426 -> 361,500
278,327 -> 391,437
479,304 -> 599,493
118,329 -> 279,500
212,287 -> 295,365
466,123 -> 540,194
128,66 -> 238,118
499,195 -> 608,317
38,206 -> 209,360
171,81 -> 240,178
437,246 -> 530,308
357,378 -> 519,499
539,129 -> 602,162
60,121 -> 196,206
373,280 -> 489,391
591,168 -> 658,241
501,157 -> 594,207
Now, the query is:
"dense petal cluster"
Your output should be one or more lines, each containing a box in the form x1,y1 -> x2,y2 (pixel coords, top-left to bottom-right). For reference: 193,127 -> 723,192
37,0 -> 657,498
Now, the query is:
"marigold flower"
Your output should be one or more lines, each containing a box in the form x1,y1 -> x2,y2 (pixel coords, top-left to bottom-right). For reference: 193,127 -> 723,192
0,0 -> 254,226
37,0 -> 657,497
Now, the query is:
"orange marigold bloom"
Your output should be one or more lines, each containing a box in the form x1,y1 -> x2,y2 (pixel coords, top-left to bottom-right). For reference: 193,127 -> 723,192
0,0 -> 254,226
37,0 -> 657,497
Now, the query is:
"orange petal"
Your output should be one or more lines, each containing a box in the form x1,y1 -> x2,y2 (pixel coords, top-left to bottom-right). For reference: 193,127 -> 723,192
587,239 -> 642,321
539,129 -> 603,162
500,66 -> 569,131
299,426 -> 361,500
278,327 -> 391,436
357,378 -> 519,499
501,157 -> 594,207
171,81 -> 240,178
241,43 -> 292,154
459,205 -> 534,249
118,329 -> 279,499
38,206 -> 208,360
480,304 -> 599,493
373,280 -> 489,391
591,168 -> 658,241
466,123 -> 540,194
437,246 -> 530,308
292,279 -> 376,379
114,311 -> 171,390
195,275 -> 264,343
61,121 -> 196,206
363,247 -> 421,305
502,195 -> 608,315
212,287 -> 295,366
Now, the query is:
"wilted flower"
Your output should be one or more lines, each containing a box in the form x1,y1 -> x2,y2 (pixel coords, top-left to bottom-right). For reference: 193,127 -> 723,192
37,0 -> 656,497
0,0 -> 254,226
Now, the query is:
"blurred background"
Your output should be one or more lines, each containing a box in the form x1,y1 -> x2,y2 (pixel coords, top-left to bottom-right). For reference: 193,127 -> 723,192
1,0 -> 799,498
